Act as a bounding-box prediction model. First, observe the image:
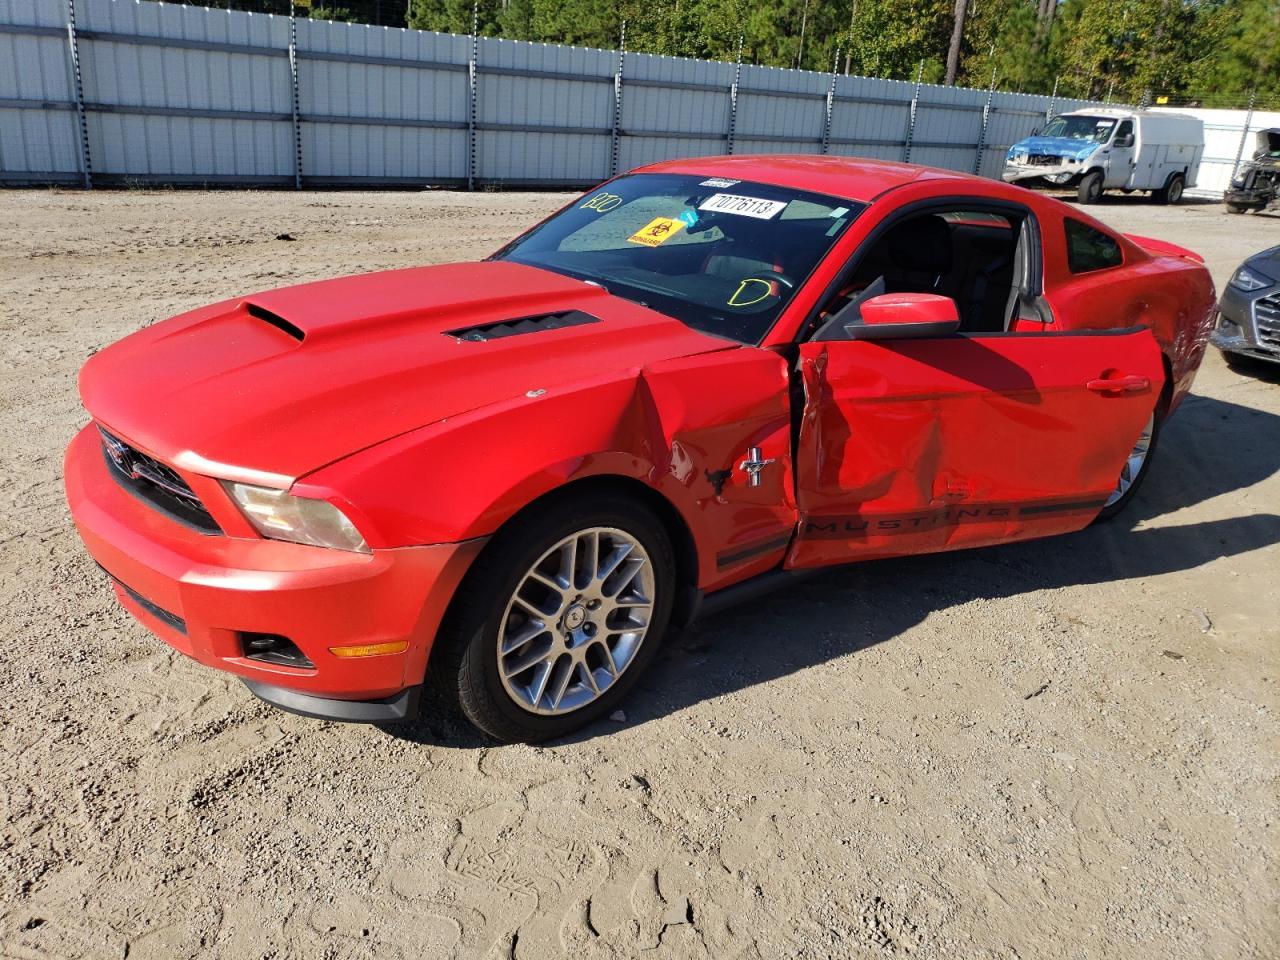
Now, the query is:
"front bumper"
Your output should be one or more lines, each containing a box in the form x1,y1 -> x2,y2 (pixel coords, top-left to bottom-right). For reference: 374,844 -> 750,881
1212,284 -> 1280,364
64,424 -> 483,719
1002,161 -> 1082,185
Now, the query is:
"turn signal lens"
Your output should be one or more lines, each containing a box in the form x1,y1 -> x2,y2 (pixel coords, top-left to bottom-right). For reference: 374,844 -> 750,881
328,640 -> 409,658
222,482 -> 370,553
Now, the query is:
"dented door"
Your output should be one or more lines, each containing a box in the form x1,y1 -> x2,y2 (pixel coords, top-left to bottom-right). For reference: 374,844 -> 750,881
788,328 -> 1165,568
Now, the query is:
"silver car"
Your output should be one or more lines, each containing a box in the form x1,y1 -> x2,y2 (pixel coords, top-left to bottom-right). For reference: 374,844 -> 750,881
1212,245 -> 1280,369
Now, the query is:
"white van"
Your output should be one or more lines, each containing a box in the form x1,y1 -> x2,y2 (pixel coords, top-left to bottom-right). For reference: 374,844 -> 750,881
1003,109 -> 1204,204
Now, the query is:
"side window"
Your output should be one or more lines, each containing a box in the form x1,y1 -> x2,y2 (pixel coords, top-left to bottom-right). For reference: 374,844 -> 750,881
811,205 -> 1027,336
1064,218 -> 1123,273
1114,120 -> 1134,143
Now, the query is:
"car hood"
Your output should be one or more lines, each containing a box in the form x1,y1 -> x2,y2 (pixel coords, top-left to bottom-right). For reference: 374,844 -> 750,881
81,261 -> 733,484
1009,136 -> 1101,161
1247,245 -> 1280,273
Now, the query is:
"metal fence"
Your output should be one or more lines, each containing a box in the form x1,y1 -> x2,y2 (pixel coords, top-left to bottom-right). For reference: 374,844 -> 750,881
3,0 -> 1237,194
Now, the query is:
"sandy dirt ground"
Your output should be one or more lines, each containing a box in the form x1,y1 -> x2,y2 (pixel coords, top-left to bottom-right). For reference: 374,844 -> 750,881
0,186 -> 1277,960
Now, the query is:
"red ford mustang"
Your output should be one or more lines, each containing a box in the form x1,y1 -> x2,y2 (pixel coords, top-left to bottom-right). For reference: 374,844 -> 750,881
65,156 -> 1215,742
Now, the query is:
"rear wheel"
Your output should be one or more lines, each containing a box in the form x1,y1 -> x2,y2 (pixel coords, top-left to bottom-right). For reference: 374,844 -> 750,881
1157,173 -> 1185,205
1094,407 -> 1162,522
432,493 -> 676,742
1077,170 -> 1104,204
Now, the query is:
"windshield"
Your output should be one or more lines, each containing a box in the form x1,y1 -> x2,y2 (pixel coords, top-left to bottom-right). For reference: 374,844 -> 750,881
492,173 -> 863,344
1040,115 -> 1117,143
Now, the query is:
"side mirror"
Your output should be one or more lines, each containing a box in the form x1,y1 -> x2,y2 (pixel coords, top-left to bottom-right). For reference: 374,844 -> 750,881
845,293 -> 960,340
1114,133 -> 1134,148
1030,126 -> 1040,137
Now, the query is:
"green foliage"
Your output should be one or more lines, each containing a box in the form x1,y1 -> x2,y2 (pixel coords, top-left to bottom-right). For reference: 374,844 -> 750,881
165,0 -> 1280,104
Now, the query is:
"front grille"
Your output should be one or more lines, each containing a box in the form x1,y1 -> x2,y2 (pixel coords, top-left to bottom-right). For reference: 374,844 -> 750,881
98,427 -> 221,534
1027,154 -> 1061,166
1257,294 -> 1280,348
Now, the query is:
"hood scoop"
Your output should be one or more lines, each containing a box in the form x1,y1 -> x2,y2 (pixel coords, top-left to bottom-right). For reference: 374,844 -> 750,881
447,309 -> 599,343
245,302 -> 305,342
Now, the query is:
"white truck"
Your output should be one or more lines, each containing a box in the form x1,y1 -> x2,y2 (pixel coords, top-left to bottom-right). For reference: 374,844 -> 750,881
1003,109 -> 1204,205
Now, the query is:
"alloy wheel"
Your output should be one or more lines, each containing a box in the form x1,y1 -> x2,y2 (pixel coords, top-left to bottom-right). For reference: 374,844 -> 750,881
496,527 -> 655,715
1105,413 -> 1155,506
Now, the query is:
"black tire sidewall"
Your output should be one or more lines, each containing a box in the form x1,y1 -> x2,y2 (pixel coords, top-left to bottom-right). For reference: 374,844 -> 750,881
1079,171 -> 1103,204
1166,175 -> 1184,204
454,496 -> 676,742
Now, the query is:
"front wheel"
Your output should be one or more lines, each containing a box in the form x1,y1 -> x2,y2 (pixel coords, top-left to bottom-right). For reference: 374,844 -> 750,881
432,493 -> 676,742
1077,170 -> 1104,204
1225,202 -> 1250,215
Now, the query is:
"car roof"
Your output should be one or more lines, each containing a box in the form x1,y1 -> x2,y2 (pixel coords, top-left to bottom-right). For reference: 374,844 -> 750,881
633,154 -> 989,204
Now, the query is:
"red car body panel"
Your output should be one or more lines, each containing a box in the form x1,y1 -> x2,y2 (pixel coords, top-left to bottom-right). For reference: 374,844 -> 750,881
788,329 -> 1165,567
64,156 -> 1217,712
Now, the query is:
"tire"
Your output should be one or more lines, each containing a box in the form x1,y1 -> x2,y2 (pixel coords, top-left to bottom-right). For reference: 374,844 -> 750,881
1094,393 -> 1165,523
1077,170 -> 1104,204
431,492 -> 676,743
1225,202 -> 1250,215
1157,173 -> 1185,205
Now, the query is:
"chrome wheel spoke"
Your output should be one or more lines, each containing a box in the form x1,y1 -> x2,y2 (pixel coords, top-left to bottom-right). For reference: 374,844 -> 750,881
1106,414 -> 1155,507
497,526 -> 656,716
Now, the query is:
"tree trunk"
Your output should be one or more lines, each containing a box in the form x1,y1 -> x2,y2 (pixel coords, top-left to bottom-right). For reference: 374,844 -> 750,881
945,0 -> 967,86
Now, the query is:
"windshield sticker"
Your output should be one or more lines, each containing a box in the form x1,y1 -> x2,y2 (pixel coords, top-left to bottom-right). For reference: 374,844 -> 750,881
700,177 -> 739,188
728,278 -> 776,307
829,207 -> 849,218
699,194 -> 788,220
678,208 -> 700,228
580,191 -> 623,213
627,217 -> 686,247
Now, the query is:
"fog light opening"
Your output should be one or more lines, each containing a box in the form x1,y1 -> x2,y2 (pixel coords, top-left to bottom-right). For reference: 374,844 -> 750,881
241,632 -> 314,669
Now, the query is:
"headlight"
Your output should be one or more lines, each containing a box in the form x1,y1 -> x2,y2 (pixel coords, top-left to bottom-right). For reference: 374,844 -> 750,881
222,482 -> 369,553
1229,265 -> 1275,292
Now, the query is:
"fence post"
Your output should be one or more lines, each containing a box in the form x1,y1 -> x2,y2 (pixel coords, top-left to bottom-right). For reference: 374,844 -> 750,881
467,1 -> 478,190
610,22 -> 625,178
287,8 -> 302,190
1045,76 -> 1058,123
65,0 -> 92,189
973,59 -> 996,175
1232,87 -> 1258,177
903,59 -> 923,163
726,35 -> 743,154
821,47 -> 839,155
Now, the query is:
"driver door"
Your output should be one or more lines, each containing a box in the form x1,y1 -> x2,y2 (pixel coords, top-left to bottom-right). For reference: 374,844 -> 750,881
787,329 -> 1163,568
1107,119 -> 1137,188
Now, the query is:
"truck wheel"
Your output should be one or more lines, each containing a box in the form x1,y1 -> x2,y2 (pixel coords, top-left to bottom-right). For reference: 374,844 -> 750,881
1077,170 -> 1104,204
432,492 -> 676,743
1158,173 -> 1185,205
1225,202 -> 1249,215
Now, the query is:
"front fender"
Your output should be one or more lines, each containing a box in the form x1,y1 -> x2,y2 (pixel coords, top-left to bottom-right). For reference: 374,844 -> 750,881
295,347 -> 796,590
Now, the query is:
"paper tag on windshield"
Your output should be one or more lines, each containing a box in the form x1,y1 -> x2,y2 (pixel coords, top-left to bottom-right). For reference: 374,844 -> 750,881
698,194 -> 787,220
700,177 -> 739,188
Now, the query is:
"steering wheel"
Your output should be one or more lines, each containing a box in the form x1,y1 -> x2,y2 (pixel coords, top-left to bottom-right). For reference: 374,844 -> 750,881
746,269 -> 795,290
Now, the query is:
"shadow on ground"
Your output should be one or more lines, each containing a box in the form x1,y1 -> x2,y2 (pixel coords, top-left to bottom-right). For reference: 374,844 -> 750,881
383,391 -> 1280,748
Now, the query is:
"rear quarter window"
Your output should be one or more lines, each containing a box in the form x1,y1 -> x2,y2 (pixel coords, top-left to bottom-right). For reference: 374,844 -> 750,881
1065,218 -> 1123,273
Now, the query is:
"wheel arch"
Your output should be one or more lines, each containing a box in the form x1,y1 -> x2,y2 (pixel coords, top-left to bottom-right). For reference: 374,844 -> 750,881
421,473 -> 701,687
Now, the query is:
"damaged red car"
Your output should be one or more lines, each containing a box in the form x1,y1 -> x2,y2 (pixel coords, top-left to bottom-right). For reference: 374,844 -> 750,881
65,156 -> 1216,742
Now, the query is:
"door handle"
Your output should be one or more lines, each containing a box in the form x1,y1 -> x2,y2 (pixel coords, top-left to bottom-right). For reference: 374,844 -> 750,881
1087,375 -> 1150,394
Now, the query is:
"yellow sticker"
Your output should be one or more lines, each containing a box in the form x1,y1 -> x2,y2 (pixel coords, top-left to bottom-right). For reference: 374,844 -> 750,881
627,217 -> 685,248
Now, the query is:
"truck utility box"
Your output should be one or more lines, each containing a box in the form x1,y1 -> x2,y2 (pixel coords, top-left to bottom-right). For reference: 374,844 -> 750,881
1004,109 -> 1203,205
